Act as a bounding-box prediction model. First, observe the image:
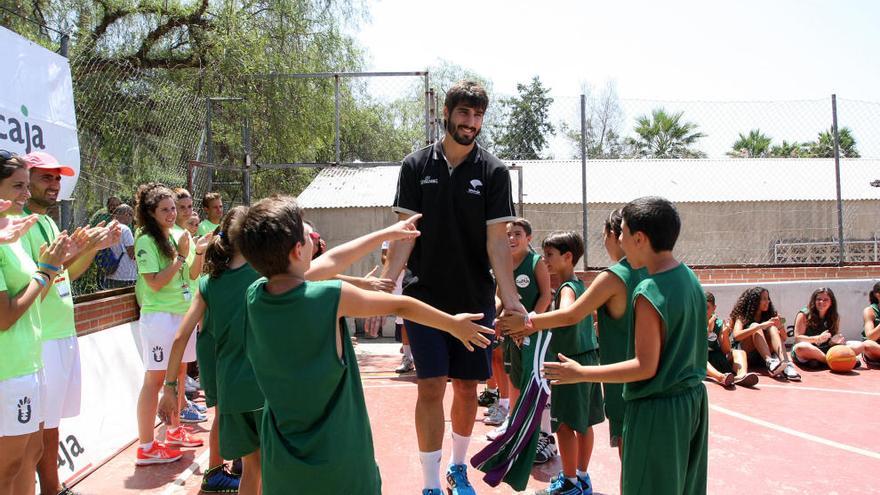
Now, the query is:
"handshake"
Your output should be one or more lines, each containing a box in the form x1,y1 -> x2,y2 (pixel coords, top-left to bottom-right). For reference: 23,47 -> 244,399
494,307 -> 535,341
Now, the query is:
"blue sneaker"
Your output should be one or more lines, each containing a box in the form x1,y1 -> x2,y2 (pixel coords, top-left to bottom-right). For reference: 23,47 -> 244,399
179,404 -> 207,423
577,473 -> 593,494
201,464 -> 240,493
422,490 -> 442,495
543,472 -> 582,495
445,464 -> 476,495
187,398 -> 208,413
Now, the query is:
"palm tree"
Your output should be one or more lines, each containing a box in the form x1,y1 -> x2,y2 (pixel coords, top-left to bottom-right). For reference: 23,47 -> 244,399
805,127 -> 860,158
727,129 -> 772,158
769,140 -> 804,158
627,108 -> 706,158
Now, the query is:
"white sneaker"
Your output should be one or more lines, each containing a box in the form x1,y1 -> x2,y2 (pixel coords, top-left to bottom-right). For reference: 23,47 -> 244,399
483,404 -> 508,426
185,376 -> 200,393
395,356 -> 414,373
486,418 -> 509,440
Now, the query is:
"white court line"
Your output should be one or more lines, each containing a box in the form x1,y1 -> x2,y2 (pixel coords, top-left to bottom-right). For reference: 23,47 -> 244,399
710,404 -> 880,461
756,383 -> 880,397
160,449 -> 210,495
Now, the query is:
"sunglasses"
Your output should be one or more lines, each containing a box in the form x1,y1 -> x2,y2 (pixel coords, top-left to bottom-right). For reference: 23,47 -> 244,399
0,149 -> 15,164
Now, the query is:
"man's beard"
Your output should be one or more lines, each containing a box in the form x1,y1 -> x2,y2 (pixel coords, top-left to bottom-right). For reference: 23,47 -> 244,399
446,119 -> 480,146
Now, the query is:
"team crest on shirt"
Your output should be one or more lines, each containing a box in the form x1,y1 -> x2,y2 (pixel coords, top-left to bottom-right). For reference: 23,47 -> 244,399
515,274 -> 531,288
420,176 -> 439,186
467,179 -> 482,196
137,249 -> 147,259
152,346 -> 164,363
17,396 -> 32,424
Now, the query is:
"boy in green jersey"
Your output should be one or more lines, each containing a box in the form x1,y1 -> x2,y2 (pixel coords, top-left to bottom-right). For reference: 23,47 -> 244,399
198,192 -> 223,236
540,197 -> 708,495
235,196 -> 494,495
705,292 -> 758,388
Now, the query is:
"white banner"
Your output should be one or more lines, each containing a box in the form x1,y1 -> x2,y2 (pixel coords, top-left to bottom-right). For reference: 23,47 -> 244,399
0,26 -> 80,199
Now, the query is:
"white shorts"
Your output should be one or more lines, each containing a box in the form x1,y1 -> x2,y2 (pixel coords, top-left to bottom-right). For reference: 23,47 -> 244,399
42,336 -> 82,428
0,371 -> 45,436
139,312 -> 196,371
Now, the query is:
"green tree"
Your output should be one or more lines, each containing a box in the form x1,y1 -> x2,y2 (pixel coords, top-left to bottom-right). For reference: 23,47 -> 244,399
626,108 -> 706,158
492,76 -> 555,160
727,129 -> 773,158
560,82 -> 627,159
769,140 -> 804,158
805,127 -> 860,158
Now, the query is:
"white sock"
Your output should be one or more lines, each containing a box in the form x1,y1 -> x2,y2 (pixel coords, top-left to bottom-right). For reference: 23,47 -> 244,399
139,441 -> 153,450
577,469 -> 588,478
451,432 -> 470,465
498,398 -> 510,409
567,476 -> 579,484
403,345 -> 412,360
419,450 -> 442,490
487,387 -> 498,394
540,404 -> 552,434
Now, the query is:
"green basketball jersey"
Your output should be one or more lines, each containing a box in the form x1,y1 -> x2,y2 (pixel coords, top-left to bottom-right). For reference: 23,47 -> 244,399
863,304 -> 879,340
623,263 -> 707,401
245,279 -> 381,494
514,251 -> 542,312
199,264 -> 263,414
598,259 -> 643,366
548,278 -> 596,357
706,315 -> 725,353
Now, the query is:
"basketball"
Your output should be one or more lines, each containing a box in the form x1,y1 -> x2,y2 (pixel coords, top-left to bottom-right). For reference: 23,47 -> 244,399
826,345 -> 857,373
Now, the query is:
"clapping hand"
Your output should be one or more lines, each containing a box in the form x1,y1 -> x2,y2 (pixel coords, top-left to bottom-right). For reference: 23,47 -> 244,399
0,209 -> 37,244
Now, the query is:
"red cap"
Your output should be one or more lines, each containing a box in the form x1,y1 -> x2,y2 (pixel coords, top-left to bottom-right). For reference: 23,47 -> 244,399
22,151 -> 75,177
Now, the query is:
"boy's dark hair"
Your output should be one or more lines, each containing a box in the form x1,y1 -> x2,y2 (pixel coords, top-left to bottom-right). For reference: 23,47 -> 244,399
705,291 -> 715,305
202,191 -> 221,207
729,287 -> 776,326
445,80 -> 489,113
870,282 -> 880,305
621,196 -> 680,252
604,209 -> 623,237
236,196 -> 305,277
542,231 -> 584,266
205,206 -> 249,279
509,217 -> 532,236
173,187 -> 191,200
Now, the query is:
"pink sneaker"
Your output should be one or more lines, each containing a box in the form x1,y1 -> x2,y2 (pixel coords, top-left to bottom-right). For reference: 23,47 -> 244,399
165,425 -> 204,448
136,442 -> 182,465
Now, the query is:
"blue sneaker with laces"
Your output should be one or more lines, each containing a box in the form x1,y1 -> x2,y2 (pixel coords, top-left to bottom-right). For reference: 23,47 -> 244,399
540,472 -> 583,495
445,464 -> 476,495
179,403 -> 207,423
186,398 -> 208,413
577,473 -> 593,494
201,464 -> 240,493
421,489 -> 442,495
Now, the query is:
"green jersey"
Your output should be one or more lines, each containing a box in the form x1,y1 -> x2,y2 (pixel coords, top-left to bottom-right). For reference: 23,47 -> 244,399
134,233 -> 191,315
624,263 -> 707,401
21,210 -> 75,340
198,219 -> 219,237
514,251 -> 542,312
548,278 -> 596,357
863,304 -> 879,340
199,264 -> 263,413
707,315 -> 725,354
0,241 -> 43,380
245,279 -> 381,494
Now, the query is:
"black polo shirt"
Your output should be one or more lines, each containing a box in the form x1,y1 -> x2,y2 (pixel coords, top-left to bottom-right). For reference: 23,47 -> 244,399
393,140 -> 516,314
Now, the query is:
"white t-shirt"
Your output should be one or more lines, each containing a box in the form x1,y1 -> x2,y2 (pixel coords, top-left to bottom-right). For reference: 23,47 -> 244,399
108,224 -> 137,281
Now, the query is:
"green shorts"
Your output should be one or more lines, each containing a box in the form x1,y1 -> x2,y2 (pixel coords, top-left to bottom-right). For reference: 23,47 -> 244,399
502,339 -> 523,389
622,384 -> 708,495
707,350 -> 733,374
196,330 -> 218,407
219,408 -> 263,459
549,350 -> 605,434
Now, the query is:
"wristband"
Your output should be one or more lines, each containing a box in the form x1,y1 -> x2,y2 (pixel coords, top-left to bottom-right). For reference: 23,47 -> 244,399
35,270 -> 53,281
164,380 -> 179,392
37,262 -> 61,272
195,250 -> 205,256
177,255 -> 186,264
32,273 -> 47,288
525,311 -> 537,330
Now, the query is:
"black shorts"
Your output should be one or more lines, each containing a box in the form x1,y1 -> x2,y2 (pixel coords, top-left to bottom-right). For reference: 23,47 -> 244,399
405,306 -> 495,380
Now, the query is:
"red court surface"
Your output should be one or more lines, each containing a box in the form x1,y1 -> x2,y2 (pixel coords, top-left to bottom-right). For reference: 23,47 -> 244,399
72,341 -> 880,494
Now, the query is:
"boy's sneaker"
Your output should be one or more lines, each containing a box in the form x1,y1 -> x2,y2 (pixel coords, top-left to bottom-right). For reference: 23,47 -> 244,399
445,464 -> 476,495
135,442 -> 182,465
186,398 -> 208,413
577,473 -> 593,494
765,356 -> 784,376
734,372 -> 759,387
483,404 -> 508,426
534,432 -> 558,464
486,418 -> 509,441
782,363 -> 801,381
165,426 -> 204,447
477,388 -> 499,407
538,473 -> 582,495
180,403 -> 207,423
396,356 -> 415,373
201,464 -> 240,493
185,375 -> 200,392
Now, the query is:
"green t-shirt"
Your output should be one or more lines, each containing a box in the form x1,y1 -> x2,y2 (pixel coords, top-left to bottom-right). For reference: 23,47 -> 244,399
514,251 -> 542,312
171,225 -> 199,284
707,315 -> 725,353
245,279 -> 381,494
0,241 -> 43,380
597,258 -> 644,366
134,233 -> 191,315
199,264 -> 263,414
21,211 -> 75,340
197,219 -> 219,237
623,263 -> 707,401
548,278 -> 596,357
863,304 -> 879,340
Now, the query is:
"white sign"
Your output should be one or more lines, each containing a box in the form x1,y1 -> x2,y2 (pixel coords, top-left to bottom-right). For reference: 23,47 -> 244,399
0,26 -> 80,199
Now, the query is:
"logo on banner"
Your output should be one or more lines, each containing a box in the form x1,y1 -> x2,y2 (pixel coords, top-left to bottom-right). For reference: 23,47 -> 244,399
17,396 -> 32,424
152,346 -> 164,363
57,434 -> 86,473
0,105 -> 46,154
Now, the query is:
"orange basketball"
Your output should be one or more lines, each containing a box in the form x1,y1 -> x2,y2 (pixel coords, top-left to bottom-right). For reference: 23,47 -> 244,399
826,345 -> 857,372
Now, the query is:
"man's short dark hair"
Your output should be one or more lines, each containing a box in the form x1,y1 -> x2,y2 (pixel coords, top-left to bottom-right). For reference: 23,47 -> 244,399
509,217 -> 532,236
235,195 -> 305,277
542,231 -> 584,266
445,80 -> 489,113
705,291 -> 715,305
106,196 -> 121,207
621,196 -> 681,252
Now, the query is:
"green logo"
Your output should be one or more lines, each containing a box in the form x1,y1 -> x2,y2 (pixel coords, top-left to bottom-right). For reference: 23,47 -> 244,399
20,105 -> 28,117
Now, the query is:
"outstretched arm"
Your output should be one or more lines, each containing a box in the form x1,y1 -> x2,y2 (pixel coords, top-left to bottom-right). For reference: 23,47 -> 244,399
157,291 -> 207,424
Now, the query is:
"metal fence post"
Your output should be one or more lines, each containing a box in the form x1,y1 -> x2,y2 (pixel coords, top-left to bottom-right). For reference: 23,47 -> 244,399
243,116 -> 252,205
59,33 -> 74,229
831,94 -> 845,266
334,74 -> 341,164
580,94 -> 588,269
205,98 -> 214,190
